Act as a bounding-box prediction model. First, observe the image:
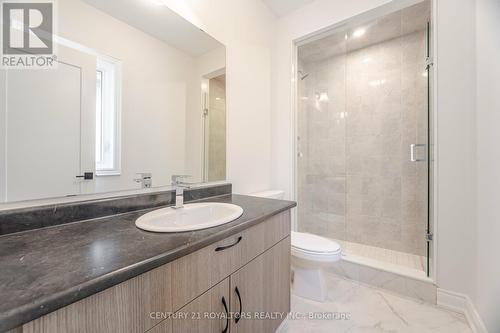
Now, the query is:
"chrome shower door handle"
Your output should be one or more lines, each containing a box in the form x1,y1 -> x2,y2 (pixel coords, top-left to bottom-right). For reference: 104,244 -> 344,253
410,144 -> 427,162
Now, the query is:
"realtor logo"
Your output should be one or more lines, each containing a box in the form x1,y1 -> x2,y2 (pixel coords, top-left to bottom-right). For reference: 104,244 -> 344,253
1,1 -> 56,68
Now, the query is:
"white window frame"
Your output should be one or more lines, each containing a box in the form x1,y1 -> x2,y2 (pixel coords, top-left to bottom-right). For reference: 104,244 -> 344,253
95,57 -> 122,176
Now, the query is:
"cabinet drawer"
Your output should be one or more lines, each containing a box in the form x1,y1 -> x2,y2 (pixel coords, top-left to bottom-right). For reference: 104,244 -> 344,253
237,210 -> 291,265
172,210 -> 290,310
22,264 -> 172,333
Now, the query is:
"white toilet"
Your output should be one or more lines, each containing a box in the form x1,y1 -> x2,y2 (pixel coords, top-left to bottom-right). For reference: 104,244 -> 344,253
290,231 -> 341,301
250,190 -> 342,302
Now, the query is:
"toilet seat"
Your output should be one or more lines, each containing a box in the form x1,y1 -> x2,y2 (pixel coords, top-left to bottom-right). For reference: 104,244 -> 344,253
291,231 -> 341,262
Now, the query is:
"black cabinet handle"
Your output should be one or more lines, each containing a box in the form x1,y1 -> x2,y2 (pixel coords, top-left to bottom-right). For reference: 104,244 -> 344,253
235,286 -> 242,324
215,236 -> 242,252
221,296 -> 229,333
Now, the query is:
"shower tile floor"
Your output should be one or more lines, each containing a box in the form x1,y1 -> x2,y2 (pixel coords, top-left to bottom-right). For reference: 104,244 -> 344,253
334,239 -> 426,272
278,272 -> 471,333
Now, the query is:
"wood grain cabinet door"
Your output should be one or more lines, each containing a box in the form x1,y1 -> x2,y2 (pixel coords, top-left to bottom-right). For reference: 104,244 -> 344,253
172,278 -> 230,333
229,237 -> 291,333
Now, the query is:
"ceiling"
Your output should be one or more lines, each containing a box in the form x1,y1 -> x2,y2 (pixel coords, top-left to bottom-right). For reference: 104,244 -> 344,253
83,0 -> 223,57
298,0 -> 430,63
262,0 -> 315,17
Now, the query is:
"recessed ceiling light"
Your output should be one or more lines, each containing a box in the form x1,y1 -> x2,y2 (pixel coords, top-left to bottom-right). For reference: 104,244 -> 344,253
352,28 -> 366,38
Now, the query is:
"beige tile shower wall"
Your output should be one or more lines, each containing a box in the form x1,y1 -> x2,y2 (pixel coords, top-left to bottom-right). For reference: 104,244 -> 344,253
345,30 -> 428,256
298,51 -> 348,240
298,4 -> 428,256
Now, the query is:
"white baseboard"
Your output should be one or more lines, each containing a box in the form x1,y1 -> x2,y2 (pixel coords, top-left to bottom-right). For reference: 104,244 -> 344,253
437,288 -> 488,333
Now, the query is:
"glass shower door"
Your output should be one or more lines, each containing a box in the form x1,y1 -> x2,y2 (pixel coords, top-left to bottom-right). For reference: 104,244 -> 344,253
296,28 -> 348,241
425,21 -> 433,277
296,1 -> 432,277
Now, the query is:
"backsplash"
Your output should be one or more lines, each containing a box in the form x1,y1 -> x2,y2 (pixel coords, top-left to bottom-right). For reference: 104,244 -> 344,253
0,183 -> 231,236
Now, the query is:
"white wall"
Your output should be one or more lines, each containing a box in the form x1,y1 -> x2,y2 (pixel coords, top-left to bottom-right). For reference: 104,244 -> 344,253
436,1 -> 500,330
476,0 -> 500,331
434,0 -> 478,302
271,0 -> 394,199
163,0 -> 276,194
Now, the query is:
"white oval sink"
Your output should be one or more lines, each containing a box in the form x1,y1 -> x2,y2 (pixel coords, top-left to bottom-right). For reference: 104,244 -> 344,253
135,202 -> 244,233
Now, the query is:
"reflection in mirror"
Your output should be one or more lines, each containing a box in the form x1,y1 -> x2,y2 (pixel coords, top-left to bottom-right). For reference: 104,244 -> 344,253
0,0 -> 226,203
203,73 -> 226,182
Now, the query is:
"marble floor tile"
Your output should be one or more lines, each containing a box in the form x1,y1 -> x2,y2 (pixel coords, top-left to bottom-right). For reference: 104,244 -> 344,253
278,273 -> 471,333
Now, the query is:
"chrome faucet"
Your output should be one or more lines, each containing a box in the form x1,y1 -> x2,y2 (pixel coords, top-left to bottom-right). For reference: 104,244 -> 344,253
171,175 -> 192,209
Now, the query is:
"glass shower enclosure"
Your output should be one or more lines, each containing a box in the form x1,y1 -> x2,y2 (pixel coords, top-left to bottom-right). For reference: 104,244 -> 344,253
296,1 -> 432,276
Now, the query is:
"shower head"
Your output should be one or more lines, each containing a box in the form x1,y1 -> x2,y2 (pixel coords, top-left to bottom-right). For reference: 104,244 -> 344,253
298,70 -> 309,80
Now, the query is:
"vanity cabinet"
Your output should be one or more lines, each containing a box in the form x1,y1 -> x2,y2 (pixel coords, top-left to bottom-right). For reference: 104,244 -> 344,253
13,211 -> 291,333
170,237 -> 290,333
171,211 -> 290,311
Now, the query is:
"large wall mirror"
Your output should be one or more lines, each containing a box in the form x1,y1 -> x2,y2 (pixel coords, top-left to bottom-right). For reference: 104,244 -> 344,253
0,0 -> 226,204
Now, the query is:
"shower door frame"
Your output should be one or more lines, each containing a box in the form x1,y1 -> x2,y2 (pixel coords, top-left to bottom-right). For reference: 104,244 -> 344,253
290,0 -> 438,281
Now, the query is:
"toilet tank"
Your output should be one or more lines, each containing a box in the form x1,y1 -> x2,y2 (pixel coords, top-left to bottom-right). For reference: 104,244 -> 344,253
250,190 -> 285,200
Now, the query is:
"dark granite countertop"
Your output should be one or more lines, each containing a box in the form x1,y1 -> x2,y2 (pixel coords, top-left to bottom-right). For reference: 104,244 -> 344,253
0,194 -> 296,332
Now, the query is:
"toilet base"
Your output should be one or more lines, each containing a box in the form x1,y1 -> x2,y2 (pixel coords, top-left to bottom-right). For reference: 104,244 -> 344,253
291,265 -> 328,302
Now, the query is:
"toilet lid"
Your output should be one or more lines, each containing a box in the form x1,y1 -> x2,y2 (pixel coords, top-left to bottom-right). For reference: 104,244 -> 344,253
291,231 -> 341,254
